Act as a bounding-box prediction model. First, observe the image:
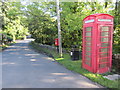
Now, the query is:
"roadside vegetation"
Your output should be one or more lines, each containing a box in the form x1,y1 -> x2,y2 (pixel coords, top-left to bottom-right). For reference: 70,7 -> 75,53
0,42 -> 15,51
0,32 -> 15,51
0,2 -> 29,51
30,41 -> 119,89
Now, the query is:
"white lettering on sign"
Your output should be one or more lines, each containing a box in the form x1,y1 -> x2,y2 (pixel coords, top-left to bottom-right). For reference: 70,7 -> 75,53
85,19 -> 94,23
98,19 -> 112,22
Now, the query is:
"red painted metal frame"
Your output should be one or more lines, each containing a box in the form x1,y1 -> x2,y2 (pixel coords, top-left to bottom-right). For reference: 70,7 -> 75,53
82,13 -> 114,73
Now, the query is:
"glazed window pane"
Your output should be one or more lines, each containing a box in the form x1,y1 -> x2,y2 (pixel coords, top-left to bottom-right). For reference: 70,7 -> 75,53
100,53 -> 108,57
86,27 -> 92,31
99,63 -> 108,68
99,58 -> 108,63
86,37 -> 91,41
86,42 -> 91,46
100,48 -> 108,52
86,47 -> 91,51
101,43 -> 109,47
101,38 -> 109,42
101,26 -> 109,31
85,56 -> 91,61
86,52 -> 91,56
86,32 -> 91,36
101,32 -> 109,37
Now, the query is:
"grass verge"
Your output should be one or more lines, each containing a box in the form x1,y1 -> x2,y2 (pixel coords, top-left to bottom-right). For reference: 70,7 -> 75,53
30,41 -> 119,89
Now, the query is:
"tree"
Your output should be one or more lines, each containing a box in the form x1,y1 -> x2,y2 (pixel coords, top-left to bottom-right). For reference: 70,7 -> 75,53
60,2 -> 114,51
113,0 -> 120,53
25,2 -> 57,45
1,1 -> 29,42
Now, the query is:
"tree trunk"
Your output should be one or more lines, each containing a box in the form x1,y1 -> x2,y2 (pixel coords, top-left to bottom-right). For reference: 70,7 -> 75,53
24,35 -> 26,40
105,2 -> 108,8
13,35 -> 15,42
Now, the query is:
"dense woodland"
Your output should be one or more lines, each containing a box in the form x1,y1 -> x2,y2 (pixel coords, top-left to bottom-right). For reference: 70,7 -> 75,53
0,1 -> 120,53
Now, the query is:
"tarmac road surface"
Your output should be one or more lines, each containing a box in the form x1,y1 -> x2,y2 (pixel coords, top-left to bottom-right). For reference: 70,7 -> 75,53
1,39 -> 104,88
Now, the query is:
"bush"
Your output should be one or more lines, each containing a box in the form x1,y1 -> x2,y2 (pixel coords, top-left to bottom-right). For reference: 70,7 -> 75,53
16,36 -> 24,40
7,36 -> 13,43
112,54 -> 120,74
0,32 -> 14,45
113,44 -> 120,54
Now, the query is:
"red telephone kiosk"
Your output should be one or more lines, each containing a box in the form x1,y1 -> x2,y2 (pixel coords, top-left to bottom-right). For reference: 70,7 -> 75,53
82,13 -> 114,73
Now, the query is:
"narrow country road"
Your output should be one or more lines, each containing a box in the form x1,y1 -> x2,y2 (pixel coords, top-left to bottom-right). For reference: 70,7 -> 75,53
1,39 -> 104,88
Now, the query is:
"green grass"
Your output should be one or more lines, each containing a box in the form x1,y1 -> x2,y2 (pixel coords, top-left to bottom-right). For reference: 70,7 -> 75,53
55,56 -> 119,89
30,41 -> 119,89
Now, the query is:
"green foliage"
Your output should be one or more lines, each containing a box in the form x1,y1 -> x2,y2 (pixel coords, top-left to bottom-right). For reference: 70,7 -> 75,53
0,31 -> 15,51
61,2 -> 84,50
60,2 -> 114,51
25,2 -> 57,45
0,31 -> 13,45
113,1 -> 120,54
1,2 -> 29,43
20,1 -> 119,53
1,1 -> 118,45
113,24 -> 120,54
29,41 -> 59,58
